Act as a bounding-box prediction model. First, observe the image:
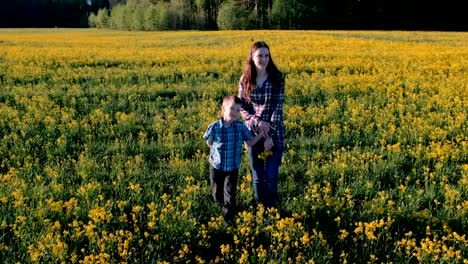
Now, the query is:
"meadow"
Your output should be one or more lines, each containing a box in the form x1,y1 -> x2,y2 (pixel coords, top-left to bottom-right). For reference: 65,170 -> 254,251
0,29 -> 467,263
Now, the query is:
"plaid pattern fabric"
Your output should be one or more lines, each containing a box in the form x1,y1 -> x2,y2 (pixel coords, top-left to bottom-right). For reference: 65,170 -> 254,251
238,77 -> 285,147
203,119 -> 253,172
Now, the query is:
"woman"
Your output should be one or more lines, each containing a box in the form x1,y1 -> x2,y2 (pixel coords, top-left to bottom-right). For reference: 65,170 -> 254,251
238,41 -> 285,209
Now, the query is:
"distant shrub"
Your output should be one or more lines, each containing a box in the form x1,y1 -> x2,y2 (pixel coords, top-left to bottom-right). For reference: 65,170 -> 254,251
95,8 -> 110,29
100,0 -> 171,31
88,13 -> 96,27
108,4 -> 127,30
142,2 -> 171,31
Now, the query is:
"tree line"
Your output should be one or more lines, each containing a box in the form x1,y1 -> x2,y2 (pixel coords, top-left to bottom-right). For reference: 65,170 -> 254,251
0,0 -> 109,28
1,0 -> 466,30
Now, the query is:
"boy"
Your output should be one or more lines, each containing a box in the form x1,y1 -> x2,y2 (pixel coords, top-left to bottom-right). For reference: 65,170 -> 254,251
203,95 -> 273,225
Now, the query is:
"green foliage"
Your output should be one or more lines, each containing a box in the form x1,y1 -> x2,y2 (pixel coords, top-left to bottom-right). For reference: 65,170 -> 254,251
154,2 -> 171,30
271,0 -> 326,29
87,0 -> 338,30
101,0 -> 172,31
143,4 -> 159,30
217,0 -> 255,30
88,12 -> 96,28
108,4 -> 127,29
95,8 -> 110,29
127,0 -> 145,31
271,0 -> 289,29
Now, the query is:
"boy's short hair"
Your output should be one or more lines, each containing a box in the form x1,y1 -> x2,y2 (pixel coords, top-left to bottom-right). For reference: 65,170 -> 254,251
223,95 -> 242,106
220,95 -> 242,117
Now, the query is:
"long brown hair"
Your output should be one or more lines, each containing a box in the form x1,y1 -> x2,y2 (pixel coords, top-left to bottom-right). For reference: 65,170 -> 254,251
240,41 -> 283,103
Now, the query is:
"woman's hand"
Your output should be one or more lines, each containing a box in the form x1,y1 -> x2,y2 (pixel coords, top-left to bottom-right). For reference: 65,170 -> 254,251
258,120 -> 270,135
264,137 -> 274,150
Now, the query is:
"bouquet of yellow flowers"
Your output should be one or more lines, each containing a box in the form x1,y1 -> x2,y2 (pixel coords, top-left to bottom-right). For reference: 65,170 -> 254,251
258,150 -> 273,160
258,130 -> 274,160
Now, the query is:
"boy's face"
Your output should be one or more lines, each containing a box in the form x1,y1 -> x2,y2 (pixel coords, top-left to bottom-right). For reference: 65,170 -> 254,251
223,101 -> 241,122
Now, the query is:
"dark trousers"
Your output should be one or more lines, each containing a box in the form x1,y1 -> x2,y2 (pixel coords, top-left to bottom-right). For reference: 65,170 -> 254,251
209,165 -> 238,222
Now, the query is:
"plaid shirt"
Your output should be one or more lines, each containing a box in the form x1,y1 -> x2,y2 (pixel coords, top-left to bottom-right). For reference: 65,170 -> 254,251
203,119 -> 253,172
238,76 -> 285,147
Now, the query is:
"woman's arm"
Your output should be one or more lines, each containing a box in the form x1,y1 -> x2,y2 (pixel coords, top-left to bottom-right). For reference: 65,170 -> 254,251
238,80 -> 260,129
270,81 -> 285,130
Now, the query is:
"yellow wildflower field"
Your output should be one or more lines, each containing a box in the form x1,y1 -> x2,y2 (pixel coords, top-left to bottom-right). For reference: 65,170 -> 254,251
0,29 -> 467,263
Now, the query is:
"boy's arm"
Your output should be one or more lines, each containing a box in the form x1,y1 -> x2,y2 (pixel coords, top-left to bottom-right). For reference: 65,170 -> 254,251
245,132 -> 265,147
203,123 -> 214,147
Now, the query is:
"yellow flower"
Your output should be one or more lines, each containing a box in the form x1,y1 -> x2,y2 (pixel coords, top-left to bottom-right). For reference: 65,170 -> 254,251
301,233 -> 310,245
339,229 -> 349,240
258,150 -> 273,160
220,244 -> 230,255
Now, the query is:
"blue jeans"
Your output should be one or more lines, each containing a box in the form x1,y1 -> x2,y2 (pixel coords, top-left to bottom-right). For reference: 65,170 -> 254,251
248,145 -> 283,208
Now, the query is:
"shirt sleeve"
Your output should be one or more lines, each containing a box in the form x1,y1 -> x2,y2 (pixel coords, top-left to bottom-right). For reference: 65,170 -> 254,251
238,77 -> 260,129
240,123 -> 253,141
203,123 -> 214,141
270,80 -> 285,130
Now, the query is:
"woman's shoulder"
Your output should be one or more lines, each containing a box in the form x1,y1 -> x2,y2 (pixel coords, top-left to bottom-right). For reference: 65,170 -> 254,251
276,72 -> 285,82
268,72 -> 285,86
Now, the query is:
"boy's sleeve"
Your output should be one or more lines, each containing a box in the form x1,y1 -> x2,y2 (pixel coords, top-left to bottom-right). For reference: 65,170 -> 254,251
241,123 -> 253,141
203,123 -> 214,141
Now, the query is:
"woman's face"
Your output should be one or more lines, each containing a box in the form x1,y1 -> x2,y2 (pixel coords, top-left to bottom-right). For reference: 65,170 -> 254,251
252,47 -> 270,72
